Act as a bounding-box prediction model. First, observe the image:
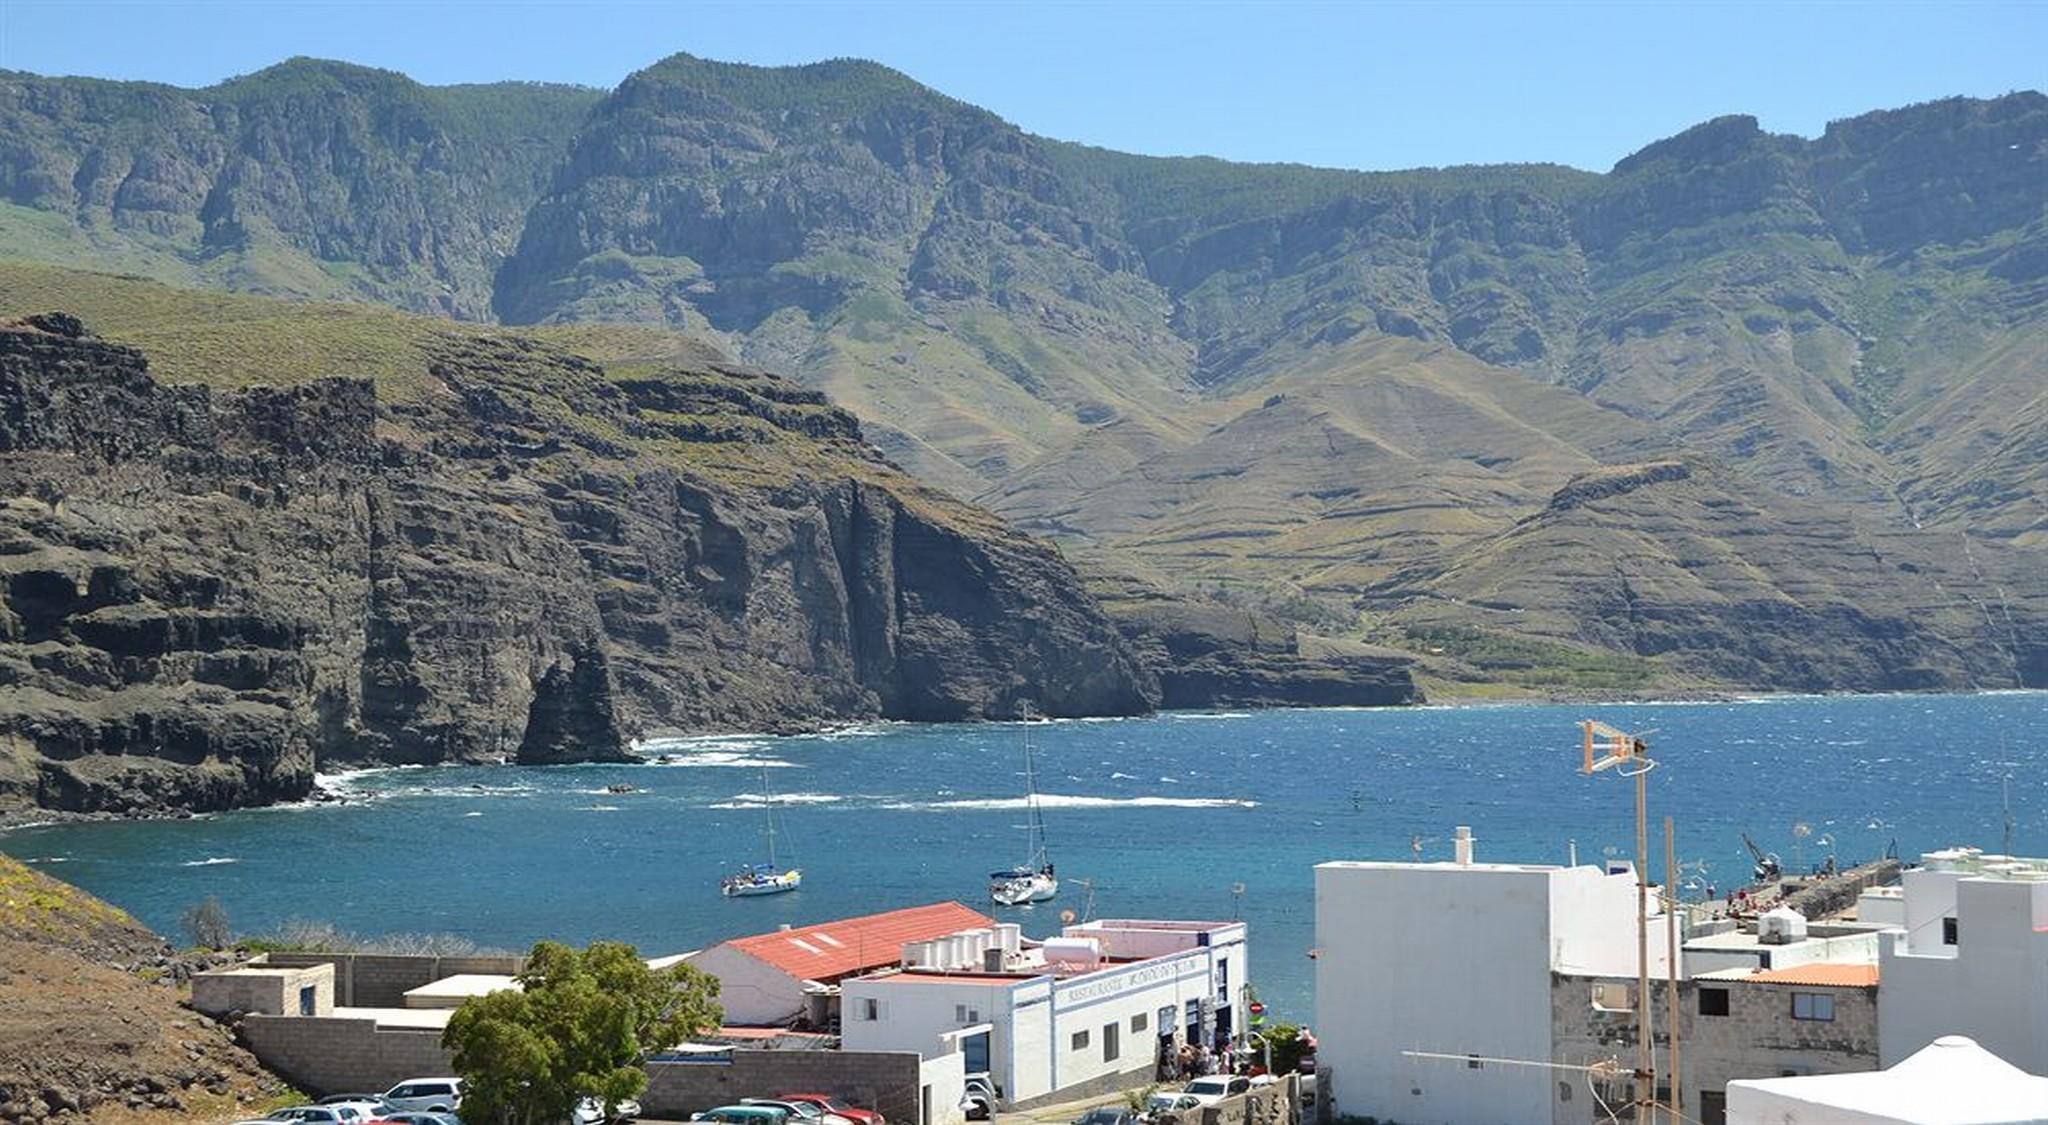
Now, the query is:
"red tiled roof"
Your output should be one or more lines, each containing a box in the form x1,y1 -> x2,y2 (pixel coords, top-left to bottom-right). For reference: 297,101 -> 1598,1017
723,902 -> 993,982
1746,963 -> 1880,987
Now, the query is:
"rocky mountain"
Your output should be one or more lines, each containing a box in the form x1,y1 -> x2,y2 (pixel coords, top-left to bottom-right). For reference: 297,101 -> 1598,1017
0,56 -> 2041,694
0,264 -> 1204,818
0,59 -> 599,319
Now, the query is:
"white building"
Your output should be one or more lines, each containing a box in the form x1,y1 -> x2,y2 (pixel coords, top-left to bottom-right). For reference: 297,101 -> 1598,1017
841,918 -> 1248,1109
1727,1034 -> 2048,1125
1315,827 -> 1669,1125
686,902 -> 994,1025
1879,848 -> 2048,1071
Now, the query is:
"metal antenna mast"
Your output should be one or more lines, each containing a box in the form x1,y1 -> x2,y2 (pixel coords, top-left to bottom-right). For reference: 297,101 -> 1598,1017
1581,719 -> 1659,1125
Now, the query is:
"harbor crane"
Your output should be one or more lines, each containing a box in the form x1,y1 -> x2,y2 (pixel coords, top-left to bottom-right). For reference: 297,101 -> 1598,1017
1741,831 -> 1781,883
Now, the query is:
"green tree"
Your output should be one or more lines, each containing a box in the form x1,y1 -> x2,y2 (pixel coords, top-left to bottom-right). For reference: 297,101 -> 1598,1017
1250,1022 -> 1310,1075
442,940 -> 722,1125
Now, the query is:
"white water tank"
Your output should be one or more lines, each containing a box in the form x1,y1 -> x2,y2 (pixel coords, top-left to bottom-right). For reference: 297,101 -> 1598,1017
1758,906 -> 1808,945
997,923 -> 1022,954
1042,937 -> 1102,972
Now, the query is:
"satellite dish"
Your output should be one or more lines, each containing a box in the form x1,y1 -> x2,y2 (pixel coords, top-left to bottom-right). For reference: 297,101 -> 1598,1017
1231,882 -> 1247,896
1059,909 -> 1077,924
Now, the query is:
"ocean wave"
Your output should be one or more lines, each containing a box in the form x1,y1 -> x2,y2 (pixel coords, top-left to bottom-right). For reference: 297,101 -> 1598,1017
715,792 -> 845,807
1166,712 -> 1252,721
637,750 -> 797,769
880,794 -> 1257,811
181,857 -> 239,867
578,805 -> 622,812
1109,772 -> 1137,780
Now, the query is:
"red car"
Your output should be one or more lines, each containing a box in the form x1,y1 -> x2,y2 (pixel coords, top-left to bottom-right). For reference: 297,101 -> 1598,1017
779,1094 -> 884,1125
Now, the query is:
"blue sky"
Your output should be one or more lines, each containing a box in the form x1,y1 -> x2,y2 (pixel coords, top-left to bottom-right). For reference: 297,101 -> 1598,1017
2,1 -> 2041,172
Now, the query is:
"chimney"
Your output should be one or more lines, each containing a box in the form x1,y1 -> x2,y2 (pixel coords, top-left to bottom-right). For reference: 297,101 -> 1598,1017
1454,825 -> 1475,866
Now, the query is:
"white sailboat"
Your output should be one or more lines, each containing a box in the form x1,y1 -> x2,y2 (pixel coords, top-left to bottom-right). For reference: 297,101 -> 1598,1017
989,722 -> 1057,906
722,769 -> 802,897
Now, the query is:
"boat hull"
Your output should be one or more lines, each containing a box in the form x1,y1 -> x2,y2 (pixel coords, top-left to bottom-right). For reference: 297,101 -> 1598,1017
990,873 -> 1058,906
724,869 -> 803,897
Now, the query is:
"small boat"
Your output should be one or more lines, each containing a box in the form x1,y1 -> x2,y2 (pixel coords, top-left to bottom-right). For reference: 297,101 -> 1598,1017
989,720 -> 1058,906
723,863 -> 802,897
722,769 -> 801,898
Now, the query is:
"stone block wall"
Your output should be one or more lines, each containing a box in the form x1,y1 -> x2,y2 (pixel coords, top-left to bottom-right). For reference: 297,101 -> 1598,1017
256,953 -> 525,1008
643,1051 -> 924,1124
193,963 -> 334,1018
240,1015 -> 454,1097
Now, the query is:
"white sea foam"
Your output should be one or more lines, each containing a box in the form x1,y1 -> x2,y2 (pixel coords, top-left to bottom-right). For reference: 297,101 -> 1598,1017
637,749 -> 797,769
717,792 -> 845,807
463,811 -> 484,818
181,857 -> 239,867
881,794 -> 1257,811
578,805 -> 622,812
1109,772 -> 1137,780
1167,711 -> 1252,721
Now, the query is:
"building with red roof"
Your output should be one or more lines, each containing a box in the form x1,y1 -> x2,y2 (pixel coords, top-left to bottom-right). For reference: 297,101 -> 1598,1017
687,902 -> 994,1025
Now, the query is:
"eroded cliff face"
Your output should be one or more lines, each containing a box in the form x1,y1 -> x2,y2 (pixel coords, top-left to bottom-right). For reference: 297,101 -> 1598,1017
0,313 -> 1156,817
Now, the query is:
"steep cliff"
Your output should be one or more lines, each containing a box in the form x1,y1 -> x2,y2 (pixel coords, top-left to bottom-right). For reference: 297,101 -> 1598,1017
2,56 -> 2042,694
0,272 -> 1160,818
0,59 -> 600,318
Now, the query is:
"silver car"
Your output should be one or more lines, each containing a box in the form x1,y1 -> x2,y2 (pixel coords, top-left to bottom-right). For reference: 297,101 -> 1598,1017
382,1080 -> 465,1115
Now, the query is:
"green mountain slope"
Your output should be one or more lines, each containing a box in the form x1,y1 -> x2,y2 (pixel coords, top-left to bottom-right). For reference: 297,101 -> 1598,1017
0,55 -> 2040,692
0,59 -> 601,318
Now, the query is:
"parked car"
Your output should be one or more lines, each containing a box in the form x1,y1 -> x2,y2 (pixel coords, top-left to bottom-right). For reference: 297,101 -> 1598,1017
271,1107 -> 365,1125
1073,1107 -> 1137,1125
1142,1093 -> 1201,1119
369,1115 -> 462,1125
382,1080 -> 465,1114
779,1093 -> 885,1125
692,1106 -> 791,1125
742,1099 -> 849,1125
1179,1076 -> 1251,1106
320,1097 -> 397,1120
571,1096 -> 641,1124
959,1075 -> 1002,1121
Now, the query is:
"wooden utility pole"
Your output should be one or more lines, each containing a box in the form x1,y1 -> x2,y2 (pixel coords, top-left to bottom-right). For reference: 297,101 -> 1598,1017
1664,816 -> 1683,1125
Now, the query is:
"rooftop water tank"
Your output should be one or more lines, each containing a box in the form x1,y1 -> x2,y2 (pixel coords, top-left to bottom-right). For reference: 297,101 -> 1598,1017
1042,936 -> 1102,971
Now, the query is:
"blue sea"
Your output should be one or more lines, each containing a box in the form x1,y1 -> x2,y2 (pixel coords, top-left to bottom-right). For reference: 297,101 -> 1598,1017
4,693 -> 2043,1021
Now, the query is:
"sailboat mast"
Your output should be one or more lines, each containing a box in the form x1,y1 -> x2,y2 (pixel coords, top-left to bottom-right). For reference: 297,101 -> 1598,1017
763,766 -> 779,868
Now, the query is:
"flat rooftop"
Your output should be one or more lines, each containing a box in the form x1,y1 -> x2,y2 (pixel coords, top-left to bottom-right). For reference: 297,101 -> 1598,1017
403,973 -> 519,1007
334,1006 -> 453,1030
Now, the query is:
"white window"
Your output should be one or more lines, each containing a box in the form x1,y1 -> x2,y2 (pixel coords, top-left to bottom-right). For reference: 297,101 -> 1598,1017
1791,992 -> 1835,1022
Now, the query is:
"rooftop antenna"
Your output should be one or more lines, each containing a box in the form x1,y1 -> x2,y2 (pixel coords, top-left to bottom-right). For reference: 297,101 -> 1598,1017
1792,821 -> 1812,877
1230,881 -> 1246,921
1580,718 -> 1660,1125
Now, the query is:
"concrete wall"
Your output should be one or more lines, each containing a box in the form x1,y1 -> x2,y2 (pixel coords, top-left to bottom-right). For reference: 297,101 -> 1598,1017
687,945 -> 808,1026
256,953 -> 525,1009
193,963 -> 334,1018
1163,1078 -> 1299,1125
1315,862 -> 1562,1125
1880,876 -> 2048,1070
642,1051 -> 926,1124
920,1052 -> 968,1125
241,1014 -> 453,1097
